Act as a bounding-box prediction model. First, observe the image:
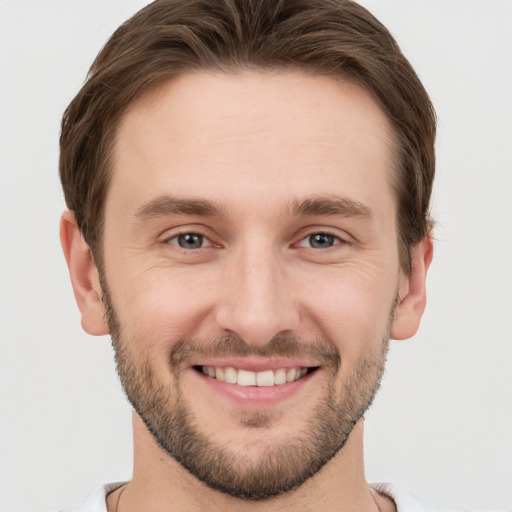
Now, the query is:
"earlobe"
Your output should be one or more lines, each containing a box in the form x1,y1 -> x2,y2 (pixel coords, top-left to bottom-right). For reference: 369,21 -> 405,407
390,237 -> 433,340
60,210 -> 109,336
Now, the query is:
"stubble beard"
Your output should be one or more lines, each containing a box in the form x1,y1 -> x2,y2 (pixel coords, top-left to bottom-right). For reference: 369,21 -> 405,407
102,283 -> 392,501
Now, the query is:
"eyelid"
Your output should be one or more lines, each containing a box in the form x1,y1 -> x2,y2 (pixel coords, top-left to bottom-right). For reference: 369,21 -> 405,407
294,229 -> 351,248
159,225 -> 351,249
160,225 -> 220,249
167,232 -> 214,248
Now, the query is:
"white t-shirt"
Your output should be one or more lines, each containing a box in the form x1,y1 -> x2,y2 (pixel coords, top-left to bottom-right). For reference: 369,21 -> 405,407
56,482 -> 493,512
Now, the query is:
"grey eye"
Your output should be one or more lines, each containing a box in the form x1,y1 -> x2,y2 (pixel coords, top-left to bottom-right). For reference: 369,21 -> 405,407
174,233 -> 205,249
308,233 -> 336,249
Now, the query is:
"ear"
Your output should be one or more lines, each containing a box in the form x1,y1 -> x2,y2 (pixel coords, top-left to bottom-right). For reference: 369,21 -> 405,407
390,237 -> 433,340
60,210 -> 109,336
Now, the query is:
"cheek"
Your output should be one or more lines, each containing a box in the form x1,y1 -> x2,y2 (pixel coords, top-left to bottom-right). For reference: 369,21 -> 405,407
108,262 -> 219,345
300,266 -> 397,359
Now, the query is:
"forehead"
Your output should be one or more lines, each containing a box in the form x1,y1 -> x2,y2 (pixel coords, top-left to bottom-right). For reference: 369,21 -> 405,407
111,70 -> 395,217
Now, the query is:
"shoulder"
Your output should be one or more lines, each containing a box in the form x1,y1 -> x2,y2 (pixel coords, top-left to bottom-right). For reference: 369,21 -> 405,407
371,483 -> 506,512
53,482 -> 125,512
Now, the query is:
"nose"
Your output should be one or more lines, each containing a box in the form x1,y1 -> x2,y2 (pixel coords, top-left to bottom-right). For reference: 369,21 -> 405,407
215,243 -> 300,347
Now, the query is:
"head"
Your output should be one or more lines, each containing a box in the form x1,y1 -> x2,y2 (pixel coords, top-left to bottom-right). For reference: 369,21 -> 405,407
60,0 -> 435,502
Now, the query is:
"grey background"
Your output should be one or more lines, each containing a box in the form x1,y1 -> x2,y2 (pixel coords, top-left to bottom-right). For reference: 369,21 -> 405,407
0,1 -> 511,511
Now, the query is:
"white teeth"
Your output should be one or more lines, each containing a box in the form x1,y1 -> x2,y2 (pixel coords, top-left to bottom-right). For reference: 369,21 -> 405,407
286,368 -> 297,383
274,368 -> 287,385
200,365 -> 309,386
237,369 -> 257,387
224,366 -> 237,384
256,369 -> 274,387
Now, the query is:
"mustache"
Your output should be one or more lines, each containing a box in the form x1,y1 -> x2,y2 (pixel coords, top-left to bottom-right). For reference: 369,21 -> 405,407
170,333 -> 341,368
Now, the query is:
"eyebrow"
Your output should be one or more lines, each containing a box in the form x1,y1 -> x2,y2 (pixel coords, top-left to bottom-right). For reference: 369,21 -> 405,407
290,196 -> 373,219
134,194 -> 373,221
135,196 -> 227,220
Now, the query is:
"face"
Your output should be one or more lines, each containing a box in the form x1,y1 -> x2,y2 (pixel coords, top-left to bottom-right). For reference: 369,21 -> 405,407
81,71 -> 424,499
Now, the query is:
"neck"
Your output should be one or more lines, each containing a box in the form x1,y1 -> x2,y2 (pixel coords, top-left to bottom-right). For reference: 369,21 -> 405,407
107,413 -> 395,512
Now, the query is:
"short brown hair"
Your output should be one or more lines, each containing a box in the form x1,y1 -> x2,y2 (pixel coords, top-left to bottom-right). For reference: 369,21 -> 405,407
60,0 -> 436,272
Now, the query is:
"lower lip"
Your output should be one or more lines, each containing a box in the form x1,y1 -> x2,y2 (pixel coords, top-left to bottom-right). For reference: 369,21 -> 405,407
190,369 -> 317,407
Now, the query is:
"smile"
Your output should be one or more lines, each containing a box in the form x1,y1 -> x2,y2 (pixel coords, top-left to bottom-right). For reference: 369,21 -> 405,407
197,366 -> 315,387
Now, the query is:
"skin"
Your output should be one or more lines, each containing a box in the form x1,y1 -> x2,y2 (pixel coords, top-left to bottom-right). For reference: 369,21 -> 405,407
61,70 -> 432,512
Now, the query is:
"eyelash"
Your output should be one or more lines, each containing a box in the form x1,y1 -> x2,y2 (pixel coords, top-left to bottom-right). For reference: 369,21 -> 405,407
296,231 -> 347,249
165,232 -> 214,250
164,230 -> 348,251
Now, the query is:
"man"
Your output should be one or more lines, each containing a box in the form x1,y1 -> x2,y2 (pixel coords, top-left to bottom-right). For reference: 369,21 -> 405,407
56,1 -> 486,511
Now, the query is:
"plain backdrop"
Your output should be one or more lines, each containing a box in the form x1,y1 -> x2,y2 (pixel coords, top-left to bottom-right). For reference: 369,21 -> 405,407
0,1 -> 511,511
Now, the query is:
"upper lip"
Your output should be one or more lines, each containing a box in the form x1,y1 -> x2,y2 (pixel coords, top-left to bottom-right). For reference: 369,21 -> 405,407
189,356 -> 321,372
